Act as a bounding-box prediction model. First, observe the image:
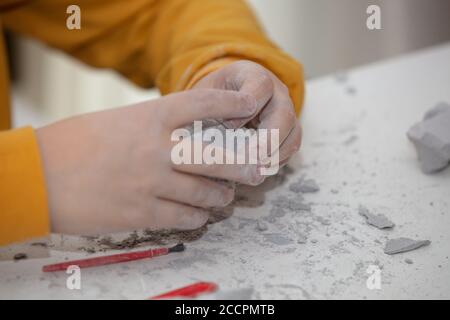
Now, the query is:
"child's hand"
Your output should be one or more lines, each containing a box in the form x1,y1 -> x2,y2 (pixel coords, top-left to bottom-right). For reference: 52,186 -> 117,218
36,89 -> 259,235
193,60 -> 302,167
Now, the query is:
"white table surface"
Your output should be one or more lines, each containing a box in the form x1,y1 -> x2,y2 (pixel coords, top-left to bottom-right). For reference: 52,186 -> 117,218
1,43 -> 449,300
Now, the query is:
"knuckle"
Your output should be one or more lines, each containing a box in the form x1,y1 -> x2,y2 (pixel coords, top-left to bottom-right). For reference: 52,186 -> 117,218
257,71 -> 273,89
279,82 -> 289,94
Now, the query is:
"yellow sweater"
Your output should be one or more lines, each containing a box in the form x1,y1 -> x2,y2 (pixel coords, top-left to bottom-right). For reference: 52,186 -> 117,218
0,0 -> 304,246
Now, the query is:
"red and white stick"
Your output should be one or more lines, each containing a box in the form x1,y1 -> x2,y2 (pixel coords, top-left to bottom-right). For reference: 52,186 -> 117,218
42,243 -> 185,272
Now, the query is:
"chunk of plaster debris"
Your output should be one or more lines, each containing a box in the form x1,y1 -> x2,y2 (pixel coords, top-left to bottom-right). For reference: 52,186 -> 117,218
346,86 -> 357,95
384,238 -> 431,255
407,102 -> 450,173
256,220 -> 268,232
289,178 -> 320,193
271,195 -> 311,213
423,101 -> 450,120
404,258 -> 413,264
358,205 -> 395,229
343,135 -> 358,146
289,201 -> 311,212
13,253 -> 27,261
297,234 -> 307,244
264,233 -> 293,245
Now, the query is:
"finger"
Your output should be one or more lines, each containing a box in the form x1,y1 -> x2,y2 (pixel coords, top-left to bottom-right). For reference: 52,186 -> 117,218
157,172 -> 235,208
165,89 -> 257,128
146,199 -> 210,231
258,95 -> 297,159
277,121 -> 302,163
174,161 -> 263,186
257,123 -> 301,176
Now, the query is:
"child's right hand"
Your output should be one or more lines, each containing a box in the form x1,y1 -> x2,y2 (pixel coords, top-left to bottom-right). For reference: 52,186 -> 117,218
36,89 -> 260,235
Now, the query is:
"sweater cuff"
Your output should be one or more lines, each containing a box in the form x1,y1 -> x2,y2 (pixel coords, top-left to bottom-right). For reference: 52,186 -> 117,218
0,126 -> 50,246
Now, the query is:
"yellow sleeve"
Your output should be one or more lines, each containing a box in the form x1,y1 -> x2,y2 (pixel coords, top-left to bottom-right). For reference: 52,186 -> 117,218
0,127 -> 50,246
1,0 -> 304,113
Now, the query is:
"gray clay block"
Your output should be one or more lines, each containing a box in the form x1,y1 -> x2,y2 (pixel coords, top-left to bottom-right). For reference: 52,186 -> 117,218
384,237 -> 431,255
358,205 -> 395,229
407,102 -> 450,174
423,101 -> 450,120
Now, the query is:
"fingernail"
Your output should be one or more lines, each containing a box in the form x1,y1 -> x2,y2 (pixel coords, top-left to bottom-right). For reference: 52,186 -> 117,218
181,211 -> 209,230
249,167 -> 265,186
222,189 -> 235,206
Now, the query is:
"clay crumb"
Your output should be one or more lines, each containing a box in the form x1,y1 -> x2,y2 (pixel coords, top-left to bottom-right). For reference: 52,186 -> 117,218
346,86 -> 357,95
384,237 -> 431,255
256,220 -> 268,232
263,233 -> 293,246
297,233 -> 308,244
358,205 -> 395,229
343,135 -> 358,146
96,226 -> 207,251
13,253 -> 27,261
31,242 -> 48,248
289,178 -> 320,194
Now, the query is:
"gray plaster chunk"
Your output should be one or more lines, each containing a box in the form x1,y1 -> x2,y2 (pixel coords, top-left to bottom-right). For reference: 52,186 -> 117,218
343,135 -> 358,146
271,195 -> 311,213
407,102 -> 450,173
423,101 -> 450,120
316,216 -> 331,226
404,258 -> 413,264
384,237 -> 431,255
297,234 -> 308,244
263,233 -> 293,246
358,205 -> 395,229
346,86 -> 357,95
288,201 -> 311,212
256,220 -> 268,232
289,178 -> 320,194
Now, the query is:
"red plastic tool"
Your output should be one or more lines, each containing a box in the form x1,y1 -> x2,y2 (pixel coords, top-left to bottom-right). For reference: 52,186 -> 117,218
150,282 -> 218,299
42,243 -> 185,272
